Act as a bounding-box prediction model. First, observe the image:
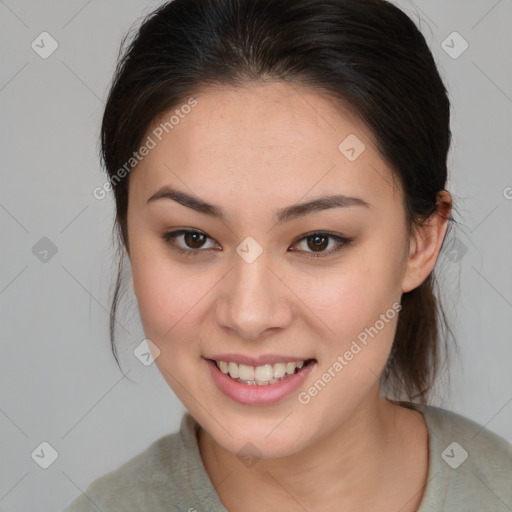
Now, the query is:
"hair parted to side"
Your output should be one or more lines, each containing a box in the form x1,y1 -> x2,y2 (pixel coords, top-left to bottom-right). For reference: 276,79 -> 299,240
101,0 -> 458,403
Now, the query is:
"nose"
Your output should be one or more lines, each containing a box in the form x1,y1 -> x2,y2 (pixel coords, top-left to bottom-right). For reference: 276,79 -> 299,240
215,249 -> 294,340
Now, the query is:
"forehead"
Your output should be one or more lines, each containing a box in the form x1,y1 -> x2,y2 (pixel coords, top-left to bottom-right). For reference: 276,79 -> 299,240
130,81 -> 401,213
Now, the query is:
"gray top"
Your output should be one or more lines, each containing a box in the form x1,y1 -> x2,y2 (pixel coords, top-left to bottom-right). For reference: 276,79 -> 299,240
62,403 -> 512,511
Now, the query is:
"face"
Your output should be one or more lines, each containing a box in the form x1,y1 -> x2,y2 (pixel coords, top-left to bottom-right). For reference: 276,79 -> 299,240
126,81 -> 416,458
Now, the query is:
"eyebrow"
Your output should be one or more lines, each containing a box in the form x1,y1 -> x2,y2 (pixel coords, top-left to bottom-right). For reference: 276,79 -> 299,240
147,186 -> 371,225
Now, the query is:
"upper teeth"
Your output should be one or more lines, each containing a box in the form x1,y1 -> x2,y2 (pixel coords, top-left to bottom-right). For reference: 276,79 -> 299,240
216,360 -> 305,383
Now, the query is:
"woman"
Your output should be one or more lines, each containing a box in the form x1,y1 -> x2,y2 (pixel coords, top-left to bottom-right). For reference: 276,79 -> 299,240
63,0 -> 512,510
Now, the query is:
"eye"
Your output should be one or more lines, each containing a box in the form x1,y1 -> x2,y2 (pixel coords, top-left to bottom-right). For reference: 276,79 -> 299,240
161,229 -> 353,259
289,231 -> 353,259
161,229 -> 219,257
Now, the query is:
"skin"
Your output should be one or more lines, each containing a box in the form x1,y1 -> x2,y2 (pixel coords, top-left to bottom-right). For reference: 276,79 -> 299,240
126,81 -> 452,511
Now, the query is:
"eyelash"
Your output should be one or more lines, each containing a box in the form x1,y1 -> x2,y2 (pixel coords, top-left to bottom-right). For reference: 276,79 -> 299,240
161,229 -> 353,259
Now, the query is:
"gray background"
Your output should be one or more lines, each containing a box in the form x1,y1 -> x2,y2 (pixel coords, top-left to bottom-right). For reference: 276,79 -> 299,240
0,1 -> 511,511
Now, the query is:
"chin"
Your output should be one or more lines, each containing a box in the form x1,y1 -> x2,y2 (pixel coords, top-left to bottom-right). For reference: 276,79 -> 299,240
220,425 -> 307,460
195,405 -> 316,459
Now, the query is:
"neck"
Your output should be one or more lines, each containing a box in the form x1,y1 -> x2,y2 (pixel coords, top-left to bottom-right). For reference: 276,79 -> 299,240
197,392 -> 429,512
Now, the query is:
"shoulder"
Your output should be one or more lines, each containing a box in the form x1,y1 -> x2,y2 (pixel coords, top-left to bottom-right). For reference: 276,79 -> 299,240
61,424 -> 187,512
411,403 -> 512,511
420,403 -> 512,467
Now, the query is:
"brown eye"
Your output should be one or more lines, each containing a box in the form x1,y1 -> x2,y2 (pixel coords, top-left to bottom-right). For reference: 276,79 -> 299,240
290,231 -> 353,259
306,234 -> 329,252
183,231 -> 207,249
161,229 -> 219,257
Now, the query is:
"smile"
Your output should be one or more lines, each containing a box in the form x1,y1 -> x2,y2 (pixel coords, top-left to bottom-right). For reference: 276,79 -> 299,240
214,359 -> 313,385
205,357 -> 317,405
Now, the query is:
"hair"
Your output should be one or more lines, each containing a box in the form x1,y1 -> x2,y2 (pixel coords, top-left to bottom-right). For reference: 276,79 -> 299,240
101,0 -> 458,403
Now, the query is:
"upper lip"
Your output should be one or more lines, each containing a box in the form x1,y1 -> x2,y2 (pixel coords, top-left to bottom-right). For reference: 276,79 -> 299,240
205,354 -> 315,366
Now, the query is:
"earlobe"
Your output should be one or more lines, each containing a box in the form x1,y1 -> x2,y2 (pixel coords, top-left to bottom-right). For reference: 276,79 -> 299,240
401,191 -> 452,293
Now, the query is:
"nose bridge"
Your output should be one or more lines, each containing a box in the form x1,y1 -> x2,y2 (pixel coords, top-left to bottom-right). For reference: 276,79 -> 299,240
215,246 -> 291,339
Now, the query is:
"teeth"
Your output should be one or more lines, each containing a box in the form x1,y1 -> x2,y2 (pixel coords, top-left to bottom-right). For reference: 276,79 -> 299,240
285,362 -> 297,375
254,364 -> 273,382
228,362 -> 239,378
273,363 -> 286,378
238,364 -> 254,380
215,359 -> 309,385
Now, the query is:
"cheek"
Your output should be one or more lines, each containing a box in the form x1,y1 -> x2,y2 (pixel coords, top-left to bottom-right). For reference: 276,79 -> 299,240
296,256 -> 400,328
130,243 -> 207,342
294,245 -> 403,362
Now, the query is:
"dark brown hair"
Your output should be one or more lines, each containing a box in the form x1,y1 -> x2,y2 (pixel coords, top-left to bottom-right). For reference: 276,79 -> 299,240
101,0 -> 458,402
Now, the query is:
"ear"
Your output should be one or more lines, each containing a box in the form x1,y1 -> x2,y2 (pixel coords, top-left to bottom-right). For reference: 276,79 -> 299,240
401,190 -> 452,293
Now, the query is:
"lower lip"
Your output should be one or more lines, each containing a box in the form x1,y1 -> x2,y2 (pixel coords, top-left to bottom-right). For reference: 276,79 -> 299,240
205,358 -> 316,406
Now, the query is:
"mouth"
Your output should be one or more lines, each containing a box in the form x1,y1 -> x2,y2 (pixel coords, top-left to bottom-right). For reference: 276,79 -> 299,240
208,358 -> 316,386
